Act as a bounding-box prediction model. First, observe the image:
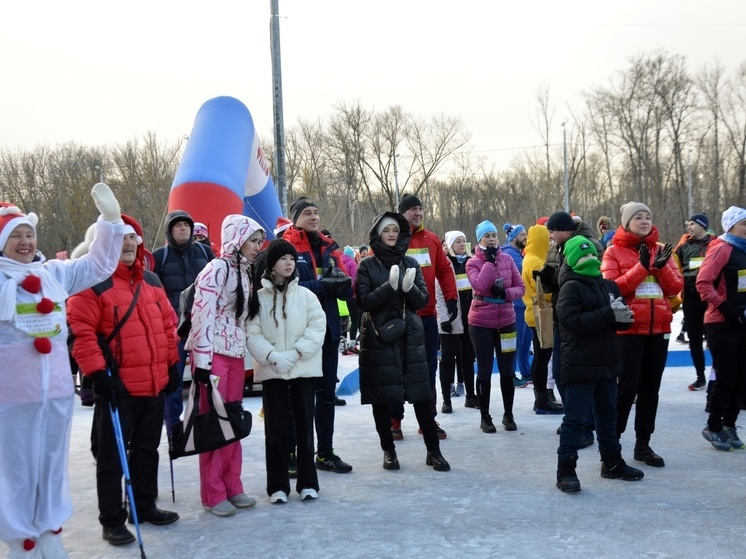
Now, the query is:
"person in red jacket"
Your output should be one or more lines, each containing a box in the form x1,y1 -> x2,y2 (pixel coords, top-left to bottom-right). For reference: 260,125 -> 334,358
68,214 -> 181,547
601,202 -> 684,469
696,206 -> 746,451
392,194 -> 458,440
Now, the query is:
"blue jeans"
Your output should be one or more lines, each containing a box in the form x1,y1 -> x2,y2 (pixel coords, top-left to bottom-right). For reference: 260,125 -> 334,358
558,376 -> 620,462
514,306 -> 532,378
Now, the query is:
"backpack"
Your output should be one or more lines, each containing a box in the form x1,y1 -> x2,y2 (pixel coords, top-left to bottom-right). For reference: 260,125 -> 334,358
176,259 -> 229,340
159,241 -> 209,271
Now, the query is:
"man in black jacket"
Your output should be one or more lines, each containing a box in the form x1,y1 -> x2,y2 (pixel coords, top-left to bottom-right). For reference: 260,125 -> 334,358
153,210 -> 214,426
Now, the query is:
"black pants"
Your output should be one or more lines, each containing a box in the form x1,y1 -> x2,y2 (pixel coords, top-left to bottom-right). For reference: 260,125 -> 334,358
263,377 -> 318,496
682,289 -> 708,380
95,394 -> 164,527
617,334 -> 668,441
530,327 -> 553,391
315,331 -> 339,456
439,331 -> 476,400
372,401 -> 440,452
705,323 -> 746,430
469,323 -> 517,413
348,298 -> 360,342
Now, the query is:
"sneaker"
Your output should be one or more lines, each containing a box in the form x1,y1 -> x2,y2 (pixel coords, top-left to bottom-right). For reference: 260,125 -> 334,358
450,384 -> 458,398
102,524 -> 136,546
229,493 -> 257,508
502,413 -> 517,431
464,396 -> 479,409
391,419 -> 404,440
270,491 -> 288,504
520,375 -> 533,386
600,457 -> 644,481
514,377 -> 529,388
480,414 -> 497,433
676,333 -> 689,345
702,425 -> 733,451
300,488 -> 319,501
315,451 -> 353,473
456,383 -> 465,397
689,378 -> 706,391
288,451 -> 298,478
204,500 -> 237,516
633,444 -> 665,467
441,400 -> 453,414
722,426 -> 745,450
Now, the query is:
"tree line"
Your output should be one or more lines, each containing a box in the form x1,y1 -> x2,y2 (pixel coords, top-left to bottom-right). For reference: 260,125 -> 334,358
1,49 -> 744,257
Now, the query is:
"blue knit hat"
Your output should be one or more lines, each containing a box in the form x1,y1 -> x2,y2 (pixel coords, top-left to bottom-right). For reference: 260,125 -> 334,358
343,246 -> 355,258
503,223 -> 525,243
475,220 -> 497,242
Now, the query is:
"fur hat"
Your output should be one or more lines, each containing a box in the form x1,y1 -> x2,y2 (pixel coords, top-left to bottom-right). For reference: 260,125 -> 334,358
721,206 -> 746,234
546,211 -> 575,232
688,213 -> 708,230
475,220 -> 497,243
264,239 -> 298,275
0,202 -> 39,253
290,197 -> 317,224
503,223 -> 525,243
620,202 -> 652,229
398,194 -> 423,214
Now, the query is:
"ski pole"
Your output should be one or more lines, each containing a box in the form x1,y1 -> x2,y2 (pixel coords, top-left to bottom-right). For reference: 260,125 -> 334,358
164,396 -> 176,503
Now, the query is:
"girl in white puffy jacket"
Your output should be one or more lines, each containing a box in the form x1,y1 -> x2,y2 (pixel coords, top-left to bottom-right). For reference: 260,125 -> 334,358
247,239 -> 326,504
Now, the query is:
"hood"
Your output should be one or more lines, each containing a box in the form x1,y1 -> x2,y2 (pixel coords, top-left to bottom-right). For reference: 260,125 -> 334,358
368,212 -> 412,266
165,210 -> 194,246
221,214 -> 265,259
524,225 -> 549,261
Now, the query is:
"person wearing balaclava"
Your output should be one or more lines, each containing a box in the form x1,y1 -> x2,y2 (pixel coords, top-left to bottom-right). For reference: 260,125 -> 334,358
601,202 -> 683,468
696,206 -> 746,452
554,235 -> 642,492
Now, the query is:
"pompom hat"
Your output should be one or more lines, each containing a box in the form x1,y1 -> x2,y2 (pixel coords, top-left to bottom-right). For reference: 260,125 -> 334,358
0,202 -> 38,253
503,223 -> 525,243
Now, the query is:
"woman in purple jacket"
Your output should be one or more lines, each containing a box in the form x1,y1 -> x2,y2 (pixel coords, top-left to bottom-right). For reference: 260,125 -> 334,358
466,220 -> 525,433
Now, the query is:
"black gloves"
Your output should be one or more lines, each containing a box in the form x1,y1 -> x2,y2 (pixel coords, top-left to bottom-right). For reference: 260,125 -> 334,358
490,278 -> 506,299
638,244 -> 650,270
325,266 -> 346,279
653,243 -> 673,269
484,246 -> 498,263
321,276 -> 352,295
533,265 -> 554,284
440,321 -> 453,333
90,370 -> 117,409
165,364 -> 180,395
193,367 -> 211,384
446,300 -> 458,322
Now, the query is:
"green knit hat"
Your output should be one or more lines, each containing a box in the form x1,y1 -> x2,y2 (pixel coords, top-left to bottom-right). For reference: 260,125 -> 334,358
564,235 -> 600,277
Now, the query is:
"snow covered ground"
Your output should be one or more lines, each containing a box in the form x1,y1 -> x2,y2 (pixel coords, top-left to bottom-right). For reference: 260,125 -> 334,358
17,336 -> 746,559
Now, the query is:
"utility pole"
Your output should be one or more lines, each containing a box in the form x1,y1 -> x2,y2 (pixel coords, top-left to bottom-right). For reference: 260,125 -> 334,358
687,148 -> 693,217
393,153 -> 400,210
270,0 -> 288,216
562,119 -> 569,212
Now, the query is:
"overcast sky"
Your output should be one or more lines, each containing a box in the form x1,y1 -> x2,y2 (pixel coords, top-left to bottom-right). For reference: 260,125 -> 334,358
2,1 -> 745,169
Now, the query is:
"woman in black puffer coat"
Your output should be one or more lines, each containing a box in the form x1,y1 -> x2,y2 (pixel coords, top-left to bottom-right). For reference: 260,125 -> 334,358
356,211 -> 450,471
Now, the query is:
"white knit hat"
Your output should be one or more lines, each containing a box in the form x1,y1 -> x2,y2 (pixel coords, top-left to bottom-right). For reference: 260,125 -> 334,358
721,206 -> 746,233
620,202 -> 652,229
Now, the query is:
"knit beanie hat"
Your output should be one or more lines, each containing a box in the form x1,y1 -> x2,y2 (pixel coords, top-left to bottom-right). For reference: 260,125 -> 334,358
0,202 -> 38,253
563,235 -> 601,277
503,223 -> 525,243
536,216 -> 549,226
721,206 -> 746,234
688,213 -> 708,230
620,202 -> 652,229
290,197 -> 317,224
444,230 -> 466,255
475,220 -> 497,243
193,222 -> 208,238
273,216 -> 293,237
376,216 -> 400,237
264,239 -> 298,276
343,246 -> 355,258
398,194 -> 423,214
545,211 -> 575,232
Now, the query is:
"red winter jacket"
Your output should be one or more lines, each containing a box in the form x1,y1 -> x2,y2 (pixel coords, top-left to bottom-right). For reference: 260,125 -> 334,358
406,224 -> 457,317
601,226 -> 684,336
68,261 -> 179,397
696,237 -> 746,325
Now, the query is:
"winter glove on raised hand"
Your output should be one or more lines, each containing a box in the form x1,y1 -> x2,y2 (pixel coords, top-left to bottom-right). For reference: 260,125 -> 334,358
321,276 -> 351,295
610,297 -> 634,323
440,321 -> 453,333
653,243 -> 673,270
388,265 -> 400,291
446,300 -> 459,322
91,182 -> 123,224
402,268 -> 416,292
638,244 -> 650,270
192,367 -> 211,384
490,278 -> 506,299
484,245 -> 498,263
90,370 -> 117,409
165,364 -> 181,395
269,351 -> 295,375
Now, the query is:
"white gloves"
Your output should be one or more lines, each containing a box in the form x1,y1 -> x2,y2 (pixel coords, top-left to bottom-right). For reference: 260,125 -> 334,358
268,350 -> 298,375
388,265 -> 400,290
91,183 -> 123,224
610,296 -> 634,323
402,268 -> 416,292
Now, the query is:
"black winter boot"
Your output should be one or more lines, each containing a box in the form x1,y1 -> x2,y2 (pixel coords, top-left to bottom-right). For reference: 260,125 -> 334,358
383,449 -> 400,470
425,450 -> 451,471
634,440 -> 665,467
556,457 -> 581,492
534,389 -> 564,415
600,453 -> 644,481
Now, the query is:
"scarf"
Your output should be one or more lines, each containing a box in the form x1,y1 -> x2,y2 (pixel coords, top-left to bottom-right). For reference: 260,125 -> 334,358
721,233 -> 746,253
0,255 -> 70,321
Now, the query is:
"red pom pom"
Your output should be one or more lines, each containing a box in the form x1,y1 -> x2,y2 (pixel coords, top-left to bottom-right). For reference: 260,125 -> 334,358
33,337 -> 52,354
37,297 -> 55,314
23,539 -> 36,551
21,275 -> 41,293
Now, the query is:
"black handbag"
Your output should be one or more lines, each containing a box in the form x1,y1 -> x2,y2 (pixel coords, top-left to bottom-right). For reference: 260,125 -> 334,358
367,301 -> 407,344
169,377 -> 252,459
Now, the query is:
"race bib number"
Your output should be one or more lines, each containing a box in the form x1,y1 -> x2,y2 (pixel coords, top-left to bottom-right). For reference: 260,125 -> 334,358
407,247 -> 432,268
455,273 -> 471,292
15,302 -> 64,338
688,257 -> 704,270
738,270 -> 746,292
635,276 -> 663,299
500,332 -> 517,353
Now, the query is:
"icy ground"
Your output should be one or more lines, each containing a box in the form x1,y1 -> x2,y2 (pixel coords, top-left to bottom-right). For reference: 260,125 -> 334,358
13,337 -> 746,559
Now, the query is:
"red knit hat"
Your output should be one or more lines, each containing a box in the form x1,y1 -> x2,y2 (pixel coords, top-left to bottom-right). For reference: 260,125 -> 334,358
0,202 -> 38,252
